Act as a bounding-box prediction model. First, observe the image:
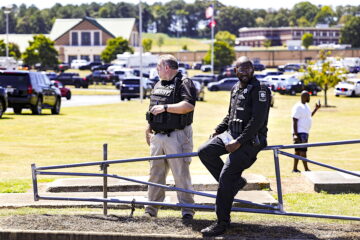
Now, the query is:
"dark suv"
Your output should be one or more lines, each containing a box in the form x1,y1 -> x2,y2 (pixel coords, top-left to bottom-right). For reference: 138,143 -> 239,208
55,72 -> 89,88
0,87 -> 8,118
120,77 -> 153,101
0,71 -> 61,115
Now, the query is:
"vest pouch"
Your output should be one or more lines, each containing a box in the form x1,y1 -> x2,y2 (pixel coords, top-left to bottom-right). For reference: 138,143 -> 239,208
236,107 -> 246,119
146,111 -> 152,121
153,113 -> 164,123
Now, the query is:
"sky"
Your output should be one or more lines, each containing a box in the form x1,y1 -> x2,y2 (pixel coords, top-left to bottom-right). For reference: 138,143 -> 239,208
4,0 -> 360,10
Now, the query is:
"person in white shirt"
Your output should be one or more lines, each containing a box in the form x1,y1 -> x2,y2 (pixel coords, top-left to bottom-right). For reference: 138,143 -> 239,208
291,91 -> 321,173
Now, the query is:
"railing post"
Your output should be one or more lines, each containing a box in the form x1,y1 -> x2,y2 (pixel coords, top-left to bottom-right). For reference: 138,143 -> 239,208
273,148 -> 284,212
103,143 -> 108,216
31,164 -> 39,201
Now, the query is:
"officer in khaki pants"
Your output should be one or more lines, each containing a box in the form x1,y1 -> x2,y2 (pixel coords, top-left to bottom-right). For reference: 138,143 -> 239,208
144,54 -> 197,220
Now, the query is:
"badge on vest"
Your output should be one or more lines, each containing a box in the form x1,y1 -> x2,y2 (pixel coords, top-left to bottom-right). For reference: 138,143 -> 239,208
259,91 -> 267,102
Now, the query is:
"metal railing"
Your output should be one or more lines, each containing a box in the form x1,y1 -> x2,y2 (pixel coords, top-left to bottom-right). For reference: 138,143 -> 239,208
32,139 -> 360,221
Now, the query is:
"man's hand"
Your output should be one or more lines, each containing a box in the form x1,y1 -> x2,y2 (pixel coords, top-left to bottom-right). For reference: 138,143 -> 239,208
150,105 -> 166,116
315,101 -> 321,110
209,131 -> 220,139
145,127 -> 153,146
225,139 -> 241,153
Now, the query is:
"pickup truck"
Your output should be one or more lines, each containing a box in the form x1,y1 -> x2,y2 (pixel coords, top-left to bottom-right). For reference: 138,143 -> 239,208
0,86 -> 8,118
55,72 -> 89,88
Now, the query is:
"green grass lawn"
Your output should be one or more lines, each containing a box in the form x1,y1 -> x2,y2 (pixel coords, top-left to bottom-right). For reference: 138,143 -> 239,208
143,33 -> 210,52
0,89 -> 359,218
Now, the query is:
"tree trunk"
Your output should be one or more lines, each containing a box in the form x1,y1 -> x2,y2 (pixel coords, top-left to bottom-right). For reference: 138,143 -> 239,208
324,84 -> 328,107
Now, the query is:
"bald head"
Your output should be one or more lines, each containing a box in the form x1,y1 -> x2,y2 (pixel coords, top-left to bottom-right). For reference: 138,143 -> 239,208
235,56 -> 253,68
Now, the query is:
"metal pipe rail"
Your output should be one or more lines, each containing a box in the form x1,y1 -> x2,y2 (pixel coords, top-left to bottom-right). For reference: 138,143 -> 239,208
32,139 -> 360,221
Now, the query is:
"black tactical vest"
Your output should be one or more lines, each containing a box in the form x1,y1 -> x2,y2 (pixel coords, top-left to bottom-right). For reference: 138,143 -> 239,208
146,73 -> 193,132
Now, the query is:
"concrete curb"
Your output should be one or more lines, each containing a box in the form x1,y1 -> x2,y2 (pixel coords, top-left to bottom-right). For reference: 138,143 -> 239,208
0,229 -> 202,240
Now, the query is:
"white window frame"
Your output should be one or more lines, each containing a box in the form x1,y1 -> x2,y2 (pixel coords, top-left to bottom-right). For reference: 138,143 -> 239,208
70,30 -> 102,46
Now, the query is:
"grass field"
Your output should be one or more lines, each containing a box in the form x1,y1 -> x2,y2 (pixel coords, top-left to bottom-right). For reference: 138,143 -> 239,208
0,88 -> 359,219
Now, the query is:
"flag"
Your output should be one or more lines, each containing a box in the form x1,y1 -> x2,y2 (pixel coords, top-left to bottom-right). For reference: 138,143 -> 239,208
205,5 -> 213,19
209,19 -> 216,28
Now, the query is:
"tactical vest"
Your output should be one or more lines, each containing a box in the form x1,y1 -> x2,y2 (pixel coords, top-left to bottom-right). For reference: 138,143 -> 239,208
146,73 -> 193,132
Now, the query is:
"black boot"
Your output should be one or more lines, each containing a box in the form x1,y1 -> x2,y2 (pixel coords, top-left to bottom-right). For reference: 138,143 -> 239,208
201,221 -> 230,237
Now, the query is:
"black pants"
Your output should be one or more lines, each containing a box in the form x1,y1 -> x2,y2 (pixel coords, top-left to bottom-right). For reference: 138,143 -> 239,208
198,136 -> 262,223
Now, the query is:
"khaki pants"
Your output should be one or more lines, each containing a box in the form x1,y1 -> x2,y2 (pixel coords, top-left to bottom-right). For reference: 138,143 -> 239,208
145,125 -> 195,217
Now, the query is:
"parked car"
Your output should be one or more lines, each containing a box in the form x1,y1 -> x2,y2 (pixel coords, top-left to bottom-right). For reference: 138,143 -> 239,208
190,74 -> 217,86
334,78 -> 360,97
0,86 -> 8,118
253,63 -> 265,71
179,62 -> 191,69
56,62 -> 70,72
0,70 -> 61,115
192,80 -> 205,101
274,76 -> 321,96
55,72 -> 89,88
207,78 -> 238,91
192,62 -> 202,70
85,70 -> 113,85
201,65 -> 212,72
79,61 -> 102,70
45,72 -> 58,80
119,77 -> 153,101
70,59 -> 89,69
278,63 -> 306,72
218,67 -> 236,80
51,80 -> 71,100
91,63 -> 113,72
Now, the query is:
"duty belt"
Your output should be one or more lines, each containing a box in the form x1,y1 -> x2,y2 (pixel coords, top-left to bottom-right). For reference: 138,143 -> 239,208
154,127 -> 185,136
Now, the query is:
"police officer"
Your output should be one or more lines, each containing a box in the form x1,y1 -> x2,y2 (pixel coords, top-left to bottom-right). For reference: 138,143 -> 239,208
144,54 -> 197,219
198,56 -> 271,237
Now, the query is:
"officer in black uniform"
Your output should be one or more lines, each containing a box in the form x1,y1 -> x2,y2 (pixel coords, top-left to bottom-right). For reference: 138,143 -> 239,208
144,54 -> 197,219
198,56 -> 271,237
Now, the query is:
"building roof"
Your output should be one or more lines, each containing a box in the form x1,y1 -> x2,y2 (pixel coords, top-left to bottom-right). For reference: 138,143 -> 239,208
239,26 -> 341,32
50,17 -> 136,41
0,34 -> 50,52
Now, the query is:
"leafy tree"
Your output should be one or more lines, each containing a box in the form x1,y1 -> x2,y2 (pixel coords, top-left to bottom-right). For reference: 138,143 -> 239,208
297,16 -> 311,27
340,16 -> 360,48
217,6 -> 255,34
302,33 -> 313,49
157,35 -> 165,52
142,38 -> 153,52
203,40 -> 235,71
314,6 -> 336,25
263,39 -> 272,48
0,40 -> 21,59
215,31 -> 236,46
22,34 -> 58,68
290,2 -> 318,26
101,37 -> 133,63
301,50 -> 345,107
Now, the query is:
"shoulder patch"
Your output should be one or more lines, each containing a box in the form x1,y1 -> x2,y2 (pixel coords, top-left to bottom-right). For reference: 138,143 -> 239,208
259,90 -> 267,102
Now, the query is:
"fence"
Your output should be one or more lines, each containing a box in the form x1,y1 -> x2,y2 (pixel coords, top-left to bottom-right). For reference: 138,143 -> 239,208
32,139 -> 360,221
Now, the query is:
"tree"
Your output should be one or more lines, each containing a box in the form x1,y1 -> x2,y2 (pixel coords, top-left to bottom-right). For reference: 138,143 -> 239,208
263,39 -> 272,48
142,38 -> 153,52
340,16 -> 360,48
314,6 -> 336,25
302,33 -> 313,49
290,2 -> 318,26
157,35 -> 165,52
0,40 -> 21,59
101,37 -> 133,63
203,40 -> 235,71
22,34 -> 58,68
215,31 -> 236,46
301,50 -> 345,107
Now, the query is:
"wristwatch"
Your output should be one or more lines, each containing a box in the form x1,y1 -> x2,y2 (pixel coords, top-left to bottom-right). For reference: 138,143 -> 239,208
163,104 -> 168,112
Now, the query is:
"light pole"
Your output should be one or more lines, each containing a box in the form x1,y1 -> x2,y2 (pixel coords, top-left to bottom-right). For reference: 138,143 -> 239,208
139,0 -> 143,103
4,7 -> 11,58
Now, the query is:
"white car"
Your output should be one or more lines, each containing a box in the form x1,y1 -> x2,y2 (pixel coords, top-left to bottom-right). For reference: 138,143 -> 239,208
334,78 -> 360,97
70,59 -> 89,69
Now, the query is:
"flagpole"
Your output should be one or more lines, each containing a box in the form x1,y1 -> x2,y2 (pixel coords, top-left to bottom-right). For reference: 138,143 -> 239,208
211,4 -> 214,75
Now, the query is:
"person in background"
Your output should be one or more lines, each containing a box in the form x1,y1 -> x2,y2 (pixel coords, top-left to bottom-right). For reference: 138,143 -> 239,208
292,90 -> 321,173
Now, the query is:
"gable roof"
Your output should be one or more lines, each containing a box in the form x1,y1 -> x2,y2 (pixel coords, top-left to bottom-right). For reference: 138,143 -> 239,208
50,17 -> 136,41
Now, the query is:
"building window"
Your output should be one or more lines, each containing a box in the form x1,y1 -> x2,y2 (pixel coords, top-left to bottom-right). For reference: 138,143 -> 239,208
71,32 -> 78,46
81,32 -> 91,46
81,55 -> 90,61
93,55 -> 101,62
68,55 -> 77,64
94,32 -> 100,46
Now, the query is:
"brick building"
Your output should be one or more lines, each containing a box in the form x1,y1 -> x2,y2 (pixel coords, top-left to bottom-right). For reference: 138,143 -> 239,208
236,27 -> 341,47
50,16 -> 138,63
